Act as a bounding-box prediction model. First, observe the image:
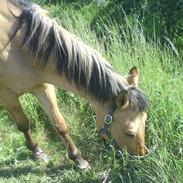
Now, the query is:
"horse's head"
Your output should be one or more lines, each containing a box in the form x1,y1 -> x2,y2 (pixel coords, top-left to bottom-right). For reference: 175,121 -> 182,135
97,67 -> 149,156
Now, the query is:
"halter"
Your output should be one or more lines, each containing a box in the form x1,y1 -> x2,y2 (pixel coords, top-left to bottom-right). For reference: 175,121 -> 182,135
99,101 -> 116,140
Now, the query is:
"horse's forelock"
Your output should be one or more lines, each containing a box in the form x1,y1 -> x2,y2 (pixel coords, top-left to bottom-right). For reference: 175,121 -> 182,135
127,86 -> 149,112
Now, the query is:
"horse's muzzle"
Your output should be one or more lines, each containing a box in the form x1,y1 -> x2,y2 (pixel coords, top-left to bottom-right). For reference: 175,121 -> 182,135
129,146 -> 150,159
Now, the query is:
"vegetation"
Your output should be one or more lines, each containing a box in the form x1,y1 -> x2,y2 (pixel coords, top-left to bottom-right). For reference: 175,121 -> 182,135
0,0 -> 182,182
40,0 -> 183,49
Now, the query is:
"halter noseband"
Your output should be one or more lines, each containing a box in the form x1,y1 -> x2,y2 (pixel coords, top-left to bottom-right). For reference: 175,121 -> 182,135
99,101 -> 116,140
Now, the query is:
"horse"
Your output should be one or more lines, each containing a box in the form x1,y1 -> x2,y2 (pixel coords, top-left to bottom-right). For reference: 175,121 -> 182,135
0,0 -> 149,169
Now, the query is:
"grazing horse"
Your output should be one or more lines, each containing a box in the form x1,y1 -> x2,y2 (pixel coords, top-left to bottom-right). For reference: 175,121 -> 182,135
0,0 -> 149,169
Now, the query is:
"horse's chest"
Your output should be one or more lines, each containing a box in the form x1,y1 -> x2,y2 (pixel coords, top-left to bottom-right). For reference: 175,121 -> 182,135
0,65 -> 42,95
0,76 -> 34,95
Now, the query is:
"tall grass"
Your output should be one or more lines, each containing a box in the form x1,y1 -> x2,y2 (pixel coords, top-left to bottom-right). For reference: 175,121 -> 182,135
0,1 -> 182,182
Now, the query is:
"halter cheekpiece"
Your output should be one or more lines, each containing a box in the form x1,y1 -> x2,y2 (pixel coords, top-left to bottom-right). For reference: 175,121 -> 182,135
99,101 -> 116,139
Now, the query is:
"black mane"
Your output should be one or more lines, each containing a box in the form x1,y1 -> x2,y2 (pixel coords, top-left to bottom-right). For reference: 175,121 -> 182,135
8,1 -> 148,111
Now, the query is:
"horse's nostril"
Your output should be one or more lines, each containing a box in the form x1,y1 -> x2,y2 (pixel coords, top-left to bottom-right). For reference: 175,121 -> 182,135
124,132 -> 135,137
145,146 -> 150,155
129,146 -> 150,159
139,145 -> 146,156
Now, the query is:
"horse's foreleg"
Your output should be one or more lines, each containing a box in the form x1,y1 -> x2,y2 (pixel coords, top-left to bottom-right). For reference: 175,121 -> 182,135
32,84 -> 90,169
0,88 -> 45,159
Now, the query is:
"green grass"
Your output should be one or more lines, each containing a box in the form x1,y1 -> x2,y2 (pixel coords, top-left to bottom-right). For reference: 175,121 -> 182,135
0,1 -> 182,182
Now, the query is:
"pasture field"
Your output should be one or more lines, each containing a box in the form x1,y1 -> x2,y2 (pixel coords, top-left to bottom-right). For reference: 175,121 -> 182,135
0,1 -> 182,182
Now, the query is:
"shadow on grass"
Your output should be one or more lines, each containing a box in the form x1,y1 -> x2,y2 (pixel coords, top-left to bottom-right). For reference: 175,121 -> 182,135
0,158 -> 72,179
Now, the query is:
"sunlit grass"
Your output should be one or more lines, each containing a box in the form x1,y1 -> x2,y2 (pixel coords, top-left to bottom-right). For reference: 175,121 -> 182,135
0,1 -> 182,182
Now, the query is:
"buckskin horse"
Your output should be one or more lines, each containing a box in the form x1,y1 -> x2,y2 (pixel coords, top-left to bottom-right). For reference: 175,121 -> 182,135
0,0 -> 149,169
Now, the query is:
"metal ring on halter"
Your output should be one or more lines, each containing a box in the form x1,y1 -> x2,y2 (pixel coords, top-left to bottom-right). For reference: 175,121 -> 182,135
99,114 -> 113,140
99,101 -> 116,139
104,114 -> 113,125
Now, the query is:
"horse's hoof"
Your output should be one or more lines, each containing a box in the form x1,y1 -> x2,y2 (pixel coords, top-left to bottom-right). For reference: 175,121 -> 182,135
33,147 -> 49,164
74,155 -> 90,170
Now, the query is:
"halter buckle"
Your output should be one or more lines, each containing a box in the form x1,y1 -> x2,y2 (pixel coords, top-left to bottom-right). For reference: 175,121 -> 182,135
99,114 -> 113,140
104,114 -> 113,125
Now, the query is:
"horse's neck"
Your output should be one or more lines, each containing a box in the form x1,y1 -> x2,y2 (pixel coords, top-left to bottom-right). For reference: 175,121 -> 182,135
41,58 -> 111,116
42,69 -> 96,102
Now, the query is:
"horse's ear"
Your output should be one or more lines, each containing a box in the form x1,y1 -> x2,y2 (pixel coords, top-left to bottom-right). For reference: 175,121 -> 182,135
127,66 -> 139,86
115,90 -> 129,110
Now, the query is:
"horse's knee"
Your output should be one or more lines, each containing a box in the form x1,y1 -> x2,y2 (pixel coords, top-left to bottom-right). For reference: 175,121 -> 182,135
8,109 -> 30,133
55,123 -> 68,136
52,112 -> 68,135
